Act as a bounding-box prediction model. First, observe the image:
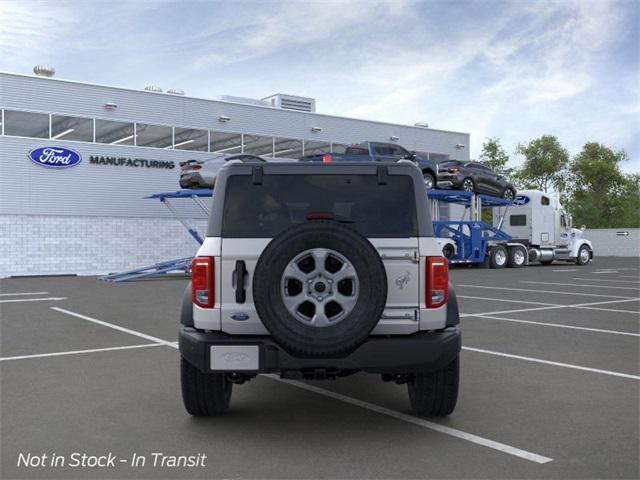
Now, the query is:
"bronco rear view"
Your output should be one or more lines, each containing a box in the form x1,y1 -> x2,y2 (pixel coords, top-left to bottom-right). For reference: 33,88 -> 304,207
179,161 -> 461,416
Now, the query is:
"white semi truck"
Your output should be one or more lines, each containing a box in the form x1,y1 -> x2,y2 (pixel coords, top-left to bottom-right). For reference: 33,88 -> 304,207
493,190 -> 593,266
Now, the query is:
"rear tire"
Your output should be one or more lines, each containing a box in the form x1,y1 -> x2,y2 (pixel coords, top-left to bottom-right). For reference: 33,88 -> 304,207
461,178 -> 475,192
423,171 -> 435,190
408,356 -> 459,416
490,245 -> 508,269
507,246 -> 526,268
503,188 -> 516,201
181,357 -> 232,416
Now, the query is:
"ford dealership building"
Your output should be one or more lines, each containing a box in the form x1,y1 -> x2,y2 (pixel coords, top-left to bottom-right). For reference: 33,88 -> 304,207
0,70 -> 470,277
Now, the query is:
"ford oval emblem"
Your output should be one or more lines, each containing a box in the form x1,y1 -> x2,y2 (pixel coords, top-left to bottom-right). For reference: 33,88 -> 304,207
28,146 -> 82,168
513,195 -> 530,206
231,312 -> 250,321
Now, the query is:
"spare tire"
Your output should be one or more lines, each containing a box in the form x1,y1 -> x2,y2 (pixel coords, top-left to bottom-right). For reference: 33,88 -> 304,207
253,220 -> 387,357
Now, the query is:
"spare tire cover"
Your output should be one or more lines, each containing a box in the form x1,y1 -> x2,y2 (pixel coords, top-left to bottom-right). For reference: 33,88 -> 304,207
253,220 -> 387,357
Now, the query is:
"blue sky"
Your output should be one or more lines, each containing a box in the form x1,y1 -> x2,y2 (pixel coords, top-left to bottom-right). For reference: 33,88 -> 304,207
1,0 -> 638,171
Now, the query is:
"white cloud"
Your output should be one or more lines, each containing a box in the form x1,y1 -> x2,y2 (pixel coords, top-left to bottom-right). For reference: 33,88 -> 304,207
0,1 -> 77,64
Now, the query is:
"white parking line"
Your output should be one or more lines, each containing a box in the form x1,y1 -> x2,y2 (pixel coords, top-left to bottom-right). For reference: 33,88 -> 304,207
267,375 -> 553,464
572,278 -> 640,284
459,298 -> 640,317
620,275 -> 640,279
0,291 -> 49,296
0,343 -> 165,362
552,269 -> 579,272
466,314 -> 640,337
462,347 -> 640,380
51,307 -> 176,347
0,297 -> 67,303
457,295 -> 559,307
521,281 -> 640,291
456,284 -> 636,299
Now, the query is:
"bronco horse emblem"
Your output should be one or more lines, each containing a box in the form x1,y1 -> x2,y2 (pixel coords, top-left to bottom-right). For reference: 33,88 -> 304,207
395,271 -> 411,290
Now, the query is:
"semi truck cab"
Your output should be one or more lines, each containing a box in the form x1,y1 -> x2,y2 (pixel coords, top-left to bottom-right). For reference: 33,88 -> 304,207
493,190 -> 593,265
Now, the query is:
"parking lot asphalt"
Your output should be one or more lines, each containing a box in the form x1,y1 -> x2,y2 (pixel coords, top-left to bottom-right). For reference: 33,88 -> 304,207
1,256 -> 638,479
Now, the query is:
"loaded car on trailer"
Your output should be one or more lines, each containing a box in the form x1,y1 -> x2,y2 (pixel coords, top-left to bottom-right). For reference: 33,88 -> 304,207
437,160 -> 517,200
300,141 -> 440,189
179,161 -> 461,417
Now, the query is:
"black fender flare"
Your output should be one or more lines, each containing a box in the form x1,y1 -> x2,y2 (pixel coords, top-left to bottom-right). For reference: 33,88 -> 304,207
181,282 -> 194,327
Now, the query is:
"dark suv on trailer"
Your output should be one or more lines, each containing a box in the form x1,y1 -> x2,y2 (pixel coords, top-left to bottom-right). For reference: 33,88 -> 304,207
437,160 -> 516,199
179,161 -> 461,417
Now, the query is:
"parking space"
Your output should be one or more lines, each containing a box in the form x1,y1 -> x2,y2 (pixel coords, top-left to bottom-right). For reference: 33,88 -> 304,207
1,257 -> 638,479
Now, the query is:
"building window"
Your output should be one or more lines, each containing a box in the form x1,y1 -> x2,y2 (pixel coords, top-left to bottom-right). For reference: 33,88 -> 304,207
3,110 -> 49,138
50,114 -> 93,142
331,143 -> 348,154
135,123 -> 173,148
173,127 -> 208,151
210,131 -> 243,154
303,140 -> 330,156
95,119 -> 135,145
244,134 -> 274,156
274,137 -> 302,158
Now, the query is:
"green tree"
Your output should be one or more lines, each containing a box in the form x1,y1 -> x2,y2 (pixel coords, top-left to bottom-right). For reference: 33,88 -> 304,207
515,135 -> 569,193
479,137 -> 513,176
565,142 -> 638,228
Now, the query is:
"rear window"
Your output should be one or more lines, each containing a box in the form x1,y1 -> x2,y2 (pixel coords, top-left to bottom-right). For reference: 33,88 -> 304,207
222,174 -> 417,237
344,147 -> 369,156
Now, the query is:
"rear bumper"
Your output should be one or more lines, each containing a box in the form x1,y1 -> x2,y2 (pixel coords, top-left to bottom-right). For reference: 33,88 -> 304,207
179,326 -> 461,375
437,173 -> 464,188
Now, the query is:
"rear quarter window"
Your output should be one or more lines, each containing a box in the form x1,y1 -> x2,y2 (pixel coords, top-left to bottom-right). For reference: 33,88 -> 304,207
221,174 -> 417,238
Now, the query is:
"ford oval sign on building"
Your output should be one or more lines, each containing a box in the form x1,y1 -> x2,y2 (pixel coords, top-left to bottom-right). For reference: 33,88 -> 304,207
28,146 -> 82,168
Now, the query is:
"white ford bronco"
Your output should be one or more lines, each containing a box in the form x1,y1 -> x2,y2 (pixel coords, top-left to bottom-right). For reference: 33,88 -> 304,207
180,161 -> 461,416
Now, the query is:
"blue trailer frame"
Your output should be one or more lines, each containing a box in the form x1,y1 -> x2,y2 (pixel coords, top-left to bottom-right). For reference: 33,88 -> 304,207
99,189 -> 214,282
427,189 -> 513,265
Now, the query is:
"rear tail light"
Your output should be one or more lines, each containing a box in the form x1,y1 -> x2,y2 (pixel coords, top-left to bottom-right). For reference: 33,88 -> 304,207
192,257 -> 214,308
426,257 -> 448,308
448,167 -> 460,173
191,165 -> 202,171
322,153 -> 332,163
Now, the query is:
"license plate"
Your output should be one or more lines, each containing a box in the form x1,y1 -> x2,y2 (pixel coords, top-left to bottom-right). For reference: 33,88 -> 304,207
210,345 -> 259,371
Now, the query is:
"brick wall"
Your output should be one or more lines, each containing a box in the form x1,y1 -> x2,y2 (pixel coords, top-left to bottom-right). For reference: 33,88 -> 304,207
0,215 -> 207,277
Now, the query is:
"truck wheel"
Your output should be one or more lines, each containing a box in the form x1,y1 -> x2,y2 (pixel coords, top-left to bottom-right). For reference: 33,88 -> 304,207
507,246 -> 526,268
253,220 -> 387,357
576,245 -> 591,265
461,178 -> 475,192
181,357 -> 232,416
503,188 -> 516,201
408,356 -> 459,416
442,243 -> 455,259
490,245 -> 507,269
423,171 -> 435,190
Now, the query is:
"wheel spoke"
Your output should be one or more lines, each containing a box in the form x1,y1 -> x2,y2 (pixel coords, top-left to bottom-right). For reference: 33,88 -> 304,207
332,292 -> 357,312
332,262 -> 356,282
283,264 -> 307,283
311,249 -> 329,273
310,309 -> 331,327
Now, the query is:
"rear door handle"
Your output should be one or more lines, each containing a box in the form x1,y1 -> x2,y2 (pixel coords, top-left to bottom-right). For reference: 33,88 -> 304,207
234,260 -> 247,303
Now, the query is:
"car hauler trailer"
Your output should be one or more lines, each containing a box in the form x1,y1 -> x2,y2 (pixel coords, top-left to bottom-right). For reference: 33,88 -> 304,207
428,188 -> 594,268
428,189 -> 528,268
492,190 -> 594,266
